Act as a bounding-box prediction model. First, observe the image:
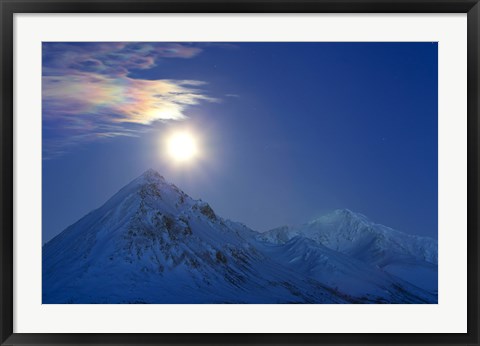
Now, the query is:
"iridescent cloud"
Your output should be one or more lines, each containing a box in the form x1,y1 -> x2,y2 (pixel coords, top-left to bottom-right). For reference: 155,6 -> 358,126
42,42 -> 215,159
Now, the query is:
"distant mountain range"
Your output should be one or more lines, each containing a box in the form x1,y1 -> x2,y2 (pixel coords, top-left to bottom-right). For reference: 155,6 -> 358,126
42,169 -> 437,304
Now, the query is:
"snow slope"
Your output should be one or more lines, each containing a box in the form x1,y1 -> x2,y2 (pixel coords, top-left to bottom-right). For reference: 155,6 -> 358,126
260,209 -> 438,292
43,170 -> 437,303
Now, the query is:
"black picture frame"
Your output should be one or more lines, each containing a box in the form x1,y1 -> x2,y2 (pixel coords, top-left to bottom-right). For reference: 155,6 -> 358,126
1,0 -> 479,345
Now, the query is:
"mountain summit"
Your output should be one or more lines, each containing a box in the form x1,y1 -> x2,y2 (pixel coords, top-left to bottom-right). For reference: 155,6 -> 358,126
43,170 -> 437,303
261,209 -> 438,292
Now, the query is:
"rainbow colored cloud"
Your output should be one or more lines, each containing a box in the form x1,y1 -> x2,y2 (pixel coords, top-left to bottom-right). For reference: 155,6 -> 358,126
42,42 -> 216,158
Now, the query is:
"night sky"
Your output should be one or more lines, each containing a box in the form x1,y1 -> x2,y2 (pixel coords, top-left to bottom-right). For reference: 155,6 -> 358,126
42,42 -> 438,243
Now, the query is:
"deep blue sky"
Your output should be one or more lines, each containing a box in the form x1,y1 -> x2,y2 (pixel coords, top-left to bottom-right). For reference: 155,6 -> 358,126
42,42 -> 438,243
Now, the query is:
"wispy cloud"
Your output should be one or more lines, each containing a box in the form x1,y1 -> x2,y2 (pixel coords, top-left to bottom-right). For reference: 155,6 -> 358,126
42,42 -> 216,159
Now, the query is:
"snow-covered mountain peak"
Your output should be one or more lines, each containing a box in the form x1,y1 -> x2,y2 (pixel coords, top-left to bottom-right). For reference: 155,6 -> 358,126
110,169 -> 196,212
261,209 -> 437,268
130,169 -> 177,194
309,209 -> 371,228
138,168 -> 166,183
333,208 -> 370,221
43,172 -> 438,303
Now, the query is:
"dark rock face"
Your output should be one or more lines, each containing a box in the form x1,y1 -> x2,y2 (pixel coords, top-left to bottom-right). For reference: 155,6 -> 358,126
198,203 -> 216,220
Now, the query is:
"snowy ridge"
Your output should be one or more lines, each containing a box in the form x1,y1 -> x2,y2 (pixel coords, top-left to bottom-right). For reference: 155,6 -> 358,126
43,170 -> 437,303
260,209 -> 438,292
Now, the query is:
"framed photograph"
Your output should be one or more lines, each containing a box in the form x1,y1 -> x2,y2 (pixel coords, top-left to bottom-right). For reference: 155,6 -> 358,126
1,0 -> 479,345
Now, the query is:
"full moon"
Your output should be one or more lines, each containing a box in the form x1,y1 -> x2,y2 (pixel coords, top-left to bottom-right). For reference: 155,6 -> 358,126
167,131 -> 198,162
